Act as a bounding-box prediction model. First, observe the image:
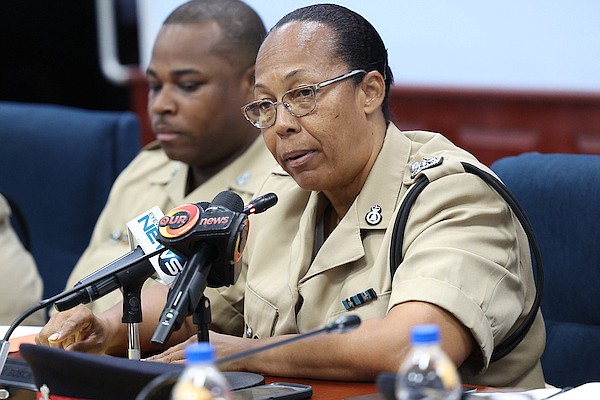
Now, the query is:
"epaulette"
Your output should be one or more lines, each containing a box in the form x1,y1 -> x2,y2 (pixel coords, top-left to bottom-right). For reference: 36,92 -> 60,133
409,156 -> 443,179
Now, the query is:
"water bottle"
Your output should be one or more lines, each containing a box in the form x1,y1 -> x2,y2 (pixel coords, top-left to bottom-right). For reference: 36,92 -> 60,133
171,342 -> 232,400
395,324 -> 462,400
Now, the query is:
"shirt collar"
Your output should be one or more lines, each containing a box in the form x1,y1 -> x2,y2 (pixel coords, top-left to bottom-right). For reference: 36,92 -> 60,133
148,136 -> 276,205
355,123 -> 412,230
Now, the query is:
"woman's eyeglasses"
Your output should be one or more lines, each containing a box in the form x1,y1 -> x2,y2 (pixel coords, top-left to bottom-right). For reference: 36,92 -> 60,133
241,69 -> 367,129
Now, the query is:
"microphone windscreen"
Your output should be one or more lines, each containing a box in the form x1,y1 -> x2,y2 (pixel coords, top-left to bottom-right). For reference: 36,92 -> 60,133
196,201 -> 210,211
210,191 -> 244,213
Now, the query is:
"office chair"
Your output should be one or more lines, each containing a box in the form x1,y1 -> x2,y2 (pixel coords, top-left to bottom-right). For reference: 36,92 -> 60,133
491,152 -> 600,388
0,101 -> 141,303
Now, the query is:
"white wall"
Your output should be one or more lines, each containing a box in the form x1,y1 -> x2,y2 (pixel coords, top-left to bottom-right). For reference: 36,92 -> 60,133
137,0 -> 600,93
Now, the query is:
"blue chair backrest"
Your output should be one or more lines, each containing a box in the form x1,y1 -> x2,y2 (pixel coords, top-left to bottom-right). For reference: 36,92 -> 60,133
0,101 -> 141,301
491,152 -> 600,388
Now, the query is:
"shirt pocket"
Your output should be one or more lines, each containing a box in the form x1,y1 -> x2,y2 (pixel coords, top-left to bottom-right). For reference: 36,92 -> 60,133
244,284 -> 279,338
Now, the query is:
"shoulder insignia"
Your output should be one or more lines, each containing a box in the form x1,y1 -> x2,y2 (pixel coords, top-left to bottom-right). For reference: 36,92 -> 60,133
410,156 -> 444,179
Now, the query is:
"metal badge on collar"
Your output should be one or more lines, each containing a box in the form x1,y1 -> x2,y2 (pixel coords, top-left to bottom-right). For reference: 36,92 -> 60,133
342,288 -> 378,311
365,204 -> 383,226
236,171 -> 251,186
410,156 -> 444,179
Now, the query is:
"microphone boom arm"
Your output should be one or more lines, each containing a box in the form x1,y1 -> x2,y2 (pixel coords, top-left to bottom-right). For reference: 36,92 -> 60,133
216,314 -> 362,365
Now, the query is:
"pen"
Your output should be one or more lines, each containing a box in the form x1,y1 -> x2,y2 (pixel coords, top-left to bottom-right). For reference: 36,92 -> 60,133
543,386 -> 573,399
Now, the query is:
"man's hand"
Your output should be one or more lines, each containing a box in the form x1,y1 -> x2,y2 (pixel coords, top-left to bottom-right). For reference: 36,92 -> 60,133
35,306 -> 111,354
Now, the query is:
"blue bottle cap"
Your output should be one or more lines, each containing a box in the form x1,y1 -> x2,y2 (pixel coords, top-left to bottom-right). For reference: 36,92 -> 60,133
410,324 -> 440,345
185,342 -> 215,363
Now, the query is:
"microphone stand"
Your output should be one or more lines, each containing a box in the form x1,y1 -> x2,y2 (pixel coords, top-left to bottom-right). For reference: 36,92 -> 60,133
117,259 -> 158,360
0,247 -> 165,373
193,295 -> 211,343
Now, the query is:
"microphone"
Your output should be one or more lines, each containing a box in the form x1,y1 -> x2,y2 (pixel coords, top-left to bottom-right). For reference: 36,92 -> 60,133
151,191 -> 247,345
54,246 -> 154,311
216,314 -> 361,365
54,193 -> 278,313
135,315 -> 361,400
242,192 -> 278,215
55,206 -> 189,312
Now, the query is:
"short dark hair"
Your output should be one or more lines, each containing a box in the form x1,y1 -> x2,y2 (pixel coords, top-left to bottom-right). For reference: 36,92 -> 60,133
164,0 -> 266,73
271,4 -> 394,122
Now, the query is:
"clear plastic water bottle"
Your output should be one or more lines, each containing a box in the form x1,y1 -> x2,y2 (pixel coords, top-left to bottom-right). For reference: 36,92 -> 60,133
171,342 -> 232,400
395,324 -> 462,400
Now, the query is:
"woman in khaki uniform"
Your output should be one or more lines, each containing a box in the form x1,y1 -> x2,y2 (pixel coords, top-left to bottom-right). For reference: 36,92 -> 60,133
0,194 -> 45,325
37,3 -> 545,389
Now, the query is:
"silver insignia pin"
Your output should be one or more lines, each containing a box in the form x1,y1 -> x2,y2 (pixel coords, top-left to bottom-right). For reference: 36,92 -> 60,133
365,204 -> 383,226
410,156 -> 444,179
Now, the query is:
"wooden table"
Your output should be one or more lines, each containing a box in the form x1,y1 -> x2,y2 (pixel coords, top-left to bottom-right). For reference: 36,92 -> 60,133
264,376 -> 380,400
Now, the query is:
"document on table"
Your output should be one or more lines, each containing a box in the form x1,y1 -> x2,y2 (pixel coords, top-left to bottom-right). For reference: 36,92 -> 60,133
468,388 -> 558,399
539,382 -> 600,399
469,382 -> 600,399
347,383 -> 600,400
0,325 -> 42,352
0,326 -> 42,338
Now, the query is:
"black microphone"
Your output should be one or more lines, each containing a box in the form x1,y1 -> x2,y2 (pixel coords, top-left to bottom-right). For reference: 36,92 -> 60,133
55,204 -> 194,312
135,315 -> 362,400
216,314 -> 362,365
243,192 -> 278,215
157,192 -> 247,287
54,246 -> 157,312
151,191 -> 246,345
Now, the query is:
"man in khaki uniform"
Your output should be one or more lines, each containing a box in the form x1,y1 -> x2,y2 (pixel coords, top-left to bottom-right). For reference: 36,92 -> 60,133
0,194 -> 45,325
65,138 -> 274,324
61,0 -> 275,334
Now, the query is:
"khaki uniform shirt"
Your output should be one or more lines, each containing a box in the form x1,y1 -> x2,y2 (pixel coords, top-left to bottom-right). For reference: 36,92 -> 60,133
244,123 -> 545,389
64,136 -> 276,335
0,194 -> 45,325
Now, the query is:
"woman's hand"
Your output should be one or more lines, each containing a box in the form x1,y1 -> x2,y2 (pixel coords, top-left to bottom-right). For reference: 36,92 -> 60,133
144,331 -> 250,369
144,334 -> 198,364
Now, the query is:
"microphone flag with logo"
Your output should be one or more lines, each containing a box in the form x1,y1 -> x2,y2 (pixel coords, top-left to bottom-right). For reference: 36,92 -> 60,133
126,205 -> 186,286
157,191 -> 248,287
